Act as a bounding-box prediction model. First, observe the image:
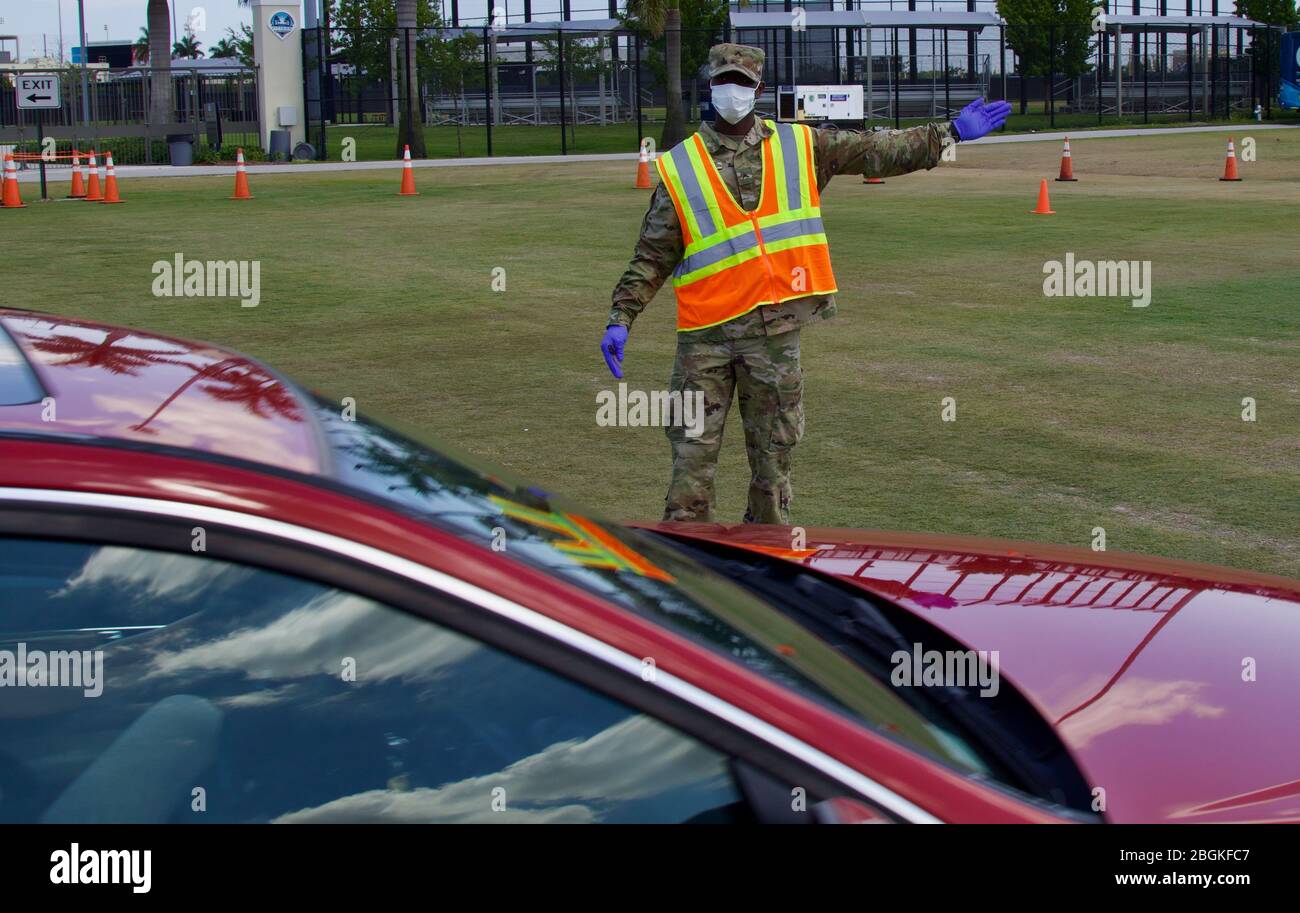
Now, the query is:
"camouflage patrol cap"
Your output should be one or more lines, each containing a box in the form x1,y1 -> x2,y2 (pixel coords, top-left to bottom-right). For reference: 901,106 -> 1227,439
707,43 -> 765,85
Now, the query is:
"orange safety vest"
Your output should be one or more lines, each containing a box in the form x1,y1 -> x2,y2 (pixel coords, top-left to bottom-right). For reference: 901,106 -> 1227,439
656,120 -> 838,332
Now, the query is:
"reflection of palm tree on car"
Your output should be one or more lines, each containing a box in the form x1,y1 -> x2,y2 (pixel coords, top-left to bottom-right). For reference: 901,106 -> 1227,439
21,329 -> 303,432
21,330 -> 188,377
131,361 -> 305,433
198,364 -> 302,421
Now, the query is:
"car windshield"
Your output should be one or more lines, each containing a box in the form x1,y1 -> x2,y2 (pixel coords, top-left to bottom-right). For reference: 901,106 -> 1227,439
310,396 -> 992,778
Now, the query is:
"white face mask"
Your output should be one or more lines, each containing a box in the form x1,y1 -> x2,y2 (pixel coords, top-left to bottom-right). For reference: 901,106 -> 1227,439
711,82 -> 757,125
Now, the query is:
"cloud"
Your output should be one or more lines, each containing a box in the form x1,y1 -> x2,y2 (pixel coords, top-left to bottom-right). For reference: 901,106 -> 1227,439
273,714 -> 732,823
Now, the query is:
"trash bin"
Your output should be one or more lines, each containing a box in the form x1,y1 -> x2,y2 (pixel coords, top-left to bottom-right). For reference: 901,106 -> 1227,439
268,129 -> 292,161
167,134 -> 194,167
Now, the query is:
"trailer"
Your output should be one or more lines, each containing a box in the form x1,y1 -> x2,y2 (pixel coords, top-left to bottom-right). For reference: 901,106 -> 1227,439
1281,31 -> 1300,110
776,85 -> 864,126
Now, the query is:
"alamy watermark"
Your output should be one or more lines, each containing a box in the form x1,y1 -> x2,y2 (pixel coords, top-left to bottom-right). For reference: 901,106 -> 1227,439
50,844 -> 151,893
152,253 -> 261,308
596,383 -> 705,438
1043,253 -> 1151,307
891,644 -> 1000,697
0,643 -> 104,697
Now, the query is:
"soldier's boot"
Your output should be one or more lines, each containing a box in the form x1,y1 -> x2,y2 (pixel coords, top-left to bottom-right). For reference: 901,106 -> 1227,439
663,340 -> 737,522
736,331 -> 803,526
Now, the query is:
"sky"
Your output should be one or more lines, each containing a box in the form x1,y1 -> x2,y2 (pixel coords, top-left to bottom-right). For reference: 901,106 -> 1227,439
1,0 -> 1246,64
0,1 -> 613,63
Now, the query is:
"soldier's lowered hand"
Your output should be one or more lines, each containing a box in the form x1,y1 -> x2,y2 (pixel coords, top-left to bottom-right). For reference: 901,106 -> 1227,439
601,325 -> 629,378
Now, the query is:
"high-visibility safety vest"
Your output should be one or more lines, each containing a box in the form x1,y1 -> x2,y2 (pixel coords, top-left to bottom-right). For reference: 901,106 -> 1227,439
656,119 -> 837,332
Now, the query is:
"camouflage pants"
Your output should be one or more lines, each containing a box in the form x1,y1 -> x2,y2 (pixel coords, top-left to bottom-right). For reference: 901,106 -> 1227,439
663,330 -> 804,525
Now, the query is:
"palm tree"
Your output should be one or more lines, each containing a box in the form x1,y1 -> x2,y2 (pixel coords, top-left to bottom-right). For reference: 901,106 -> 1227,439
626,0 -> 688,149
146,0 -> 172,126
395,0 -> 427,157
210,36 -> 236,59
133,26 -> 150,64
173,31 -> 204,59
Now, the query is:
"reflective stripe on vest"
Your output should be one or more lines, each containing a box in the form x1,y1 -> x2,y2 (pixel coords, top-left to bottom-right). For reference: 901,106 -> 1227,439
656,119 -> 837,332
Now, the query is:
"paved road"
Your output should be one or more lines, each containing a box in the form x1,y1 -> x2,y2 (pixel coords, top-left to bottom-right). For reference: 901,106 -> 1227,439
9,122 -> 1296,183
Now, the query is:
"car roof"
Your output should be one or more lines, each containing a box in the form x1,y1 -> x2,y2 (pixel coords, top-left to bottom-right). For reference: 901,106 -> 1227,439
0,308 -> 326,475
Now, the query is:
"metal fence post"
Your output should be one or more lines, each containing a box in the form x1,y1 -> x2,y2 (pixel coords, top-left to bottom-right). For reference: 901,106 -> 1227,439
1048,23 -> 1055,129
893,30 -> 901,129
558,29 -> 567,155
1116,24 -> 1123,118
318,27 -> 330,158
999,24 -> 1007,115
1248,26 -> 1255,119
635,33 -> 643,145
1097,26 -> 1104,125
942,30 -> 950,117
1143,30 -> 1150,124
1210,24 -> 1217,118
483,25 -> 493,156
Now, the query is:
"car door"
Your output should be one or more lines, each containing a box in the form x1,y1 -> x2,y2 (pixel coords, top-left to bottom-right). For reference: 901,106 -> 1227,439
0,494 -> 899,824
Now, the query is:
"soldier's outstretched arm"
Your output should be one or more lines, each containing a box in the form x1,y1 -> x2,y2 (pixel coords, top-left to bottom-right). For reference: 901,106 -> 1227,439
812,122 -> 950,188
812,98 -> 1010,188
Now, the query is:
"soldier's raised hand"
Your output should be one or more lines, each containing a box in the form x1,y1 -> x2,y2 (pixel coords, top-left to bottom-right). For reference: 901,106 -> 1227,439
952,98 -> 1012,142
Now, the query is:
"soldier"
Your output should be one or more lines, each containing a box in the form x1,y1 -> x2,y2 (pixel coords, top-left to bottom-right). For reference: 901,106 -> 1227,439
601,43 -> 1010,525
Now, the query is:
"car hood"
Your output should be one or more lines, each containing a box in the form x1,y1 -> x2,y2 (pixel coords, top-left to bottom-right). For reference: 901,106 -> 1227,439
633,522 -> 1300,823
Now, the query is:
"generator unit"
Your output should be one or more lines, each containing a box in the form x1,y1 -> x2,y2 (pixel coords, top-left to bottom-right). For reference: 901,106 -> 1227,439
776,85 -> 864,125
1280,31 -> 1299,110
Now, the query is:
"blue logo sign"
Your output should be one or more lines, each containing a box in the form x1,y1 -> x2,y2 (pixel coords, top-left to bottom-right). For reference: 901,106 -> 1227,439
268,11 -> 296,40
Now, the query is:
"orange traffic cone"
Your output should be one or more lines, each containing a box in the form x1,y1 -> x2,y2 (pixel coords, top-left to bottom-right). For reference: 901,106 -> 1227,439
99,151 -> 125,203
1030,179 -> 1056,215
863,175 -> 885,185
1,155 -> 25,209
398,144 -> 419,196
68,150 -> 86,198
634,140 -> 652,189
84,151 -> 103,201
1055,136 -> 1077,182
231,148 -> 253,200
1219,137 -> 1242,182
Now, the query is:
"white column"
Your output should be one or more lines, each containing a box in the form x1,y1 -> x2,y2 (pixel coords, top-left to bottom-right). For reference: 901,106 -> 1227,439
250,0 -> 306,151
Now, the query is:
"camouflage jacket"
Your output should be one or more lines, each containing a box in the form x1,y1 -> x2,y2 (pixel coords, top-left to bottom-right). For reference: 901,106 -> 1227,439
609,118 -> 952,342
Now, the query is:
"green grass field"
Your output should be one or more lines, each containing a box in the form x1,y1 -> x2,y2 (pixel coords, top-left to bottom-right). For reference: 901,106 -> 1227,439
5,128 -> 1298,578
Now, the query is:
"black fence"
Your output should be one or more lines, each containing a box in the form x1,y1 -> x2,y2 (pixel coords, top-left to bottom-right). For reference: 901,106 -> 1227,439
297,19 -> 1284,162
0,66 -> 260,166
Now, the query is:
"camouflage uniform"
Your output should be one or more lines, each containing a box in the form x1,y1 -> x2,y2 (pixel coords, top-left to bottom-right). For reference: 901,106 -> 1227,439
609,44 -> 953,525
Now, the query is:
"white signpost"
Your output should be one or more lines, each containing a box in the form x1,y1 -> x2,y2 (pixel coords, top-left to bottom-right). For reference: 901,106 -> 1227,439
15,74 -> 61,200
16,73 -> 60,109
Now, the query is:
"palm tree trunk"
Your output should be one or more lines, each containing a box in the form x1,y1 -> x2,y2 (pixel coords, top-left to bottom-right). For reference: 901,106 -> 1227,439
147,0 -> 172,129
660,5 -> 687,149
395,0 -> 427,157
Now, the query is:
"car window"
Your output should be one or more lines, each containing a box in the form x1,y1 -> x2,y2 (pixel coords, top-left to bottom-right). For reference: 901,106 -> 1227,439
0,537 -> 745,824
0,321 -> 45,406
309,398 -> 996,774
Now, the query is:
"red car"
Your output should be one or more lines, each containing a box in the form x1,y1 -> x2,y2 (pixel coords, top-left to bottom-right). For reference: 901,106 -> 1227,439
1,307 -> 1296,824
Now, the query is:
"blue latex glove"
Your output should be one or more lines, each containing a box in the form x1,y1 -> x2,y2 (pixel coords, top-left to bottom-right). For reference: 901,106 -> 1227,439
601,325 -> 628,378
952,98 -> 1012,141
